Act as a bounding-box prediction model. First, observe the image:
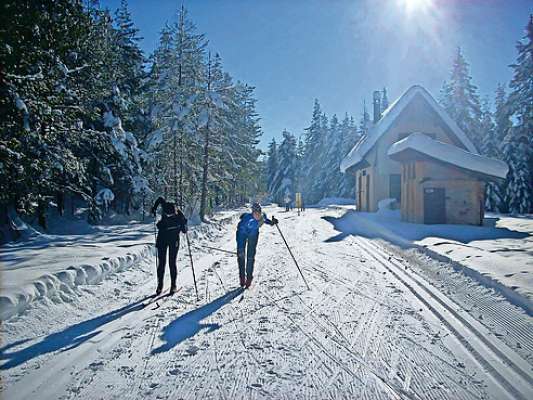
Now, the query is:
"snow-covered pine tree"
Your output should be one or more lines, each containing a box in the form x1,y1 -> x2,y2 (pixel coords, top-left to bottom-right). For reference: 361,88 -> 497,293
302,99 -> 325,204
479,99 -> 501,211
440,47 -> 483,149
218,82 -> 262,206
322,114 -> 342,197
145,7 -> 207,210
0,0 -> 120,225
198,52 -> 233,221
502,130 -> 531,214
506,15 -> 533,213
270,130 -> 298,204
266,139 -> 278,193
339,113 -> 359,197
113,0 -> 146,131
308,112 -> 330,201
295,136 -> 305,196
494,84 -> 512,144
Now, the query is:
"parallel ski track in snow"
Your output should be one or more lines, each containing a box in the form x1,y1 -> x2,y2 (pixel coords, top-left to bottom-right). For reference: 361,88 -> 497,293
3,207 -> 532,400
354,236 -> 533,400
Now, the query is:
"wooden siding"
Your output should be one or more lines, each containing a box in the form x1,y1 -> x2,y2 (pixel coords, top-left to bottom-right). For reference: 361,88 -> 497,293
400,160 -> 485,225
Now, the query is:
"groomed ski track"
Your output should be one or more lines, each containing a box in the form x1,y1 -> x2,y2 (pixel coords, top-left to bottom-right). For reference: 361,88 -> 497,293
1,207 -> 532,399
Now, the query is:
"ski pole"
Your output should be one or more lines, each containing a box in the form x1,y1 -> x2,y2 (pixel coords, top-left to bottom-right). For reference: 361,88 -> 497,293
185,232 -> 199,301
154,219 -> 158,270
204,245 -> 237,256
275,224 -> 310,290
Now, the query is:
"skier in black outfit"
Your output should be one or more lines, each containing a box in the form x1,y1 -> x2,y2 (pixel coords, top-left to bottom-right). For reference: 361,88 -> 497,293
151,197 -> 188,295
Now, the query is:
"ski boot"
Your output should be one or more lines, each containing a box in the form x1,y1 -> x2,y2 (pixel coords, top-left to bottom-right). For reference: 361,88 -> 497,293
245,277 -> 253,289
169,285 -> 177,295
155,282 -> 163,296
240,276 -> 246,288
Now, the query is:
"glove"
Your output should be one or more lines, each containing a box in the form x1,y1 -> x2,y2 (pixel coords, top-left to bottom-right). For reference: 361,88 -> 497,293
271,216 -> 279,225
150,206 -> 157,217
182,225 -> 188,233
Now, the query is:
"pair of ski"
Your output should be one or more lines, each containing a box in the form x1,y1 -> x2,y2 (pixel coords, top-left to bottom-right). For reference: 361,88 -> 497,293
143,287 -> 182,310
238,284 -> 253,303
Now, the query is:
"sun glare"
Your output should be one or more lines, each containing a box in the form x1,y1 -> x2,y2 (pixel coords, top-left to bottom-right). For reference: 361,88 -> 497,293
400,0 -> 434,14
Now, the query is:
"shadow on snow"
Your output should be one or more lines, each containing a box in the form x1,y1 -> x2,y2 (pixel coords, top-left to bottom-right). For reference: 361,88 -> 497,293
321,211 -> 528,247
0,296 -> 152,370
151,288 -> 243,355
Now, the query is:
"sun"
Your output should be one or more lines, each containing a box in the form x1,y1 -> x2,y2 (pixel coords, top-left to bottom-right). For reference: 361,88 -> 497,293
399,0 -> 434,14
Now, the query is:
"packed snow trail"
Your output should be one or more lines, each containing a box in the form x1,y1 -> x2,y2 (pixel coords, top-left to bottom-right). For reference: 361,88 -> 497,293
1,207 -> 532,399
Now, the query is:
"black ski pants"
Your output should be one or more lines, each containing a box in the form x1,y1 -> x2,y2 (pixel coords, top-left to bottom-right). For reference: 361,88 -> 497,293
237,234 -> 258,280
157,241 -> 179,289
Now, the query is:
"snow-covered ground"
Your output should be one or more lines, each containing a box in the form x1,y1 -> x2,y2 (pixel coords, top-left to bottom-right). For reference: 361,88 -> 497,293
325,205 -> 533,313
1,206 -> 532,399
0,221 -> 155,320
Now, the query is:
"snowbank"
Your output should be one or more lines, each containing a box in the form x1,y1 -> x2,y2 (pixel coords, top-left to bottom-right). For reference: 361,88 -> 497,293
324,209 -> 533,314
0,222 -> 156,320
0,211 -> 241,321
0,245 -> 153,320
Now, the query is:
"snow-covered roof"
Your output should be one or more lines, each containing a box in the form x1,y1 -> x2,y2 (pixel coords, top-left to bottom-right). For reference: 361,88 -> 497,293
340,85 -> 478,173
387,133 -> 508,180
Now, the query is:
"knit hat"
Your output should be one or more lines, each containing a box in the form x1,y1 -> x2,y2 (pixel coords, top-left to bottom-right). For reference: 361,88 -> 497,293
251,202 -> 262,213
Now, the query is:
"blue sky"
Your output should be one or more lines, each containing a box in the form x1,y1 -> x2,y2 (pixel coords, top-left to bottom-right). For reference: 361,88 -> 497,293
101,0 -> 532,149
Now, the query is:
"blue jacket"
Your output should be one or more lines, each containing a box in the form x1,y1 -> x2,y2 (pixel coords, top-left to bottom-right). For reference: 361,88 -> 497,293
236,212 -> 273,249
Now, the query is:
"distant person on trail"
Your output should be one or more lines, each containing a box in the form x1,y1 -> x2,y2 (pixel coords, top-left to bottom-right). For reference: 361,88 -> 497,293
236,202 -> 278,288
284,195 -> 291,212
151,197 -> 188,296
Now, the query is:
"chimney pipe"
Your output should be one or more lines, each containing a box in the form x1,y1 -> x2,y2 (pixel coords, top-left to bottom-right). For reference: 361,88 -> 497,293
373,90 -> 381,123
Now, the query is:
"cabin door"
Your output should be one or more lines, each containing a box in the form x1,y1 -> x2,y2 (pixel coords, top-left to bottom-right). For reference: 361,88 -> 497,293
365,174 -> 370,211
424,188 -> 446,224
357,172 -> 370,211
357,174 -> 362,211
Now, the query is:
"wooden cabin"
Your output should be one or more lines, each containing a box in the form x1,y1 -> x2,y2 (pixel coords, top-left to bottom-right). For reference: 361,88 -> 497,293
340,85 -> 508,225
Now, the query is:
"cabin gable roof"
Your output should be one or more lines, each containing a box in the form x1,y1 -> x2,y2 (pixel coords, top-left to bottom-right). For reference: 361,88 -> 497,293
340,85 -> 478,173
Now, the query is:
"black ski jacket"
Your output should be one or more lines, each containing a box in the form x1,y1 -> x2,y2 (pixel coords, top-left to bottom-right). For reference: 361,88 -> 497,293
156,211 -> 187,248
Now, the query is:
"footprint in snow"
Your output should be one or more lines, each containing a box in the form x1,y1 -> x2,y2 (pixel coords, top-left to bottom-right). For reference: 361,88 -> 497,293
89,361 -> 104,371
186,345 -> 199,355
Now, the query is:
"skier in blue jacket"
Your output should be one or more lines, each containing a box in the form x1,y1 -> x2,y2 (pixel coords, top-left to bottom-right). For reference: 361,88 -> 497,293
236,203 -> 278,288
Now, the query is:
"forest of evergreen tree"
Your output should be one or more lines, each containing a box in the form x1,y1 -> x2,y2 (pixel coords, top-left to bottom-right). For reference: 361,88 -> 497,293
1,0 -> 264,234
266,16 -> 532,213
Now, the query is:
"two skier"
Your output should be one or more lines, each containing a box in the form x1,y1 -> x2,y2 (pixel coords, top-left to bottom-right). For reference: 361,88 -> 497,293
152,198 -> 277,294
151,197 -> 188,295
236,203 -> 278,288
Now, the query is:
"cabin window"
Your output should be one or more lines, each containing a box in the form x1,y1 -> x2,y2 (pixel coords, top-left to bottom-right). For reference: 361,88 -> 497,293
389,174 -> 401,202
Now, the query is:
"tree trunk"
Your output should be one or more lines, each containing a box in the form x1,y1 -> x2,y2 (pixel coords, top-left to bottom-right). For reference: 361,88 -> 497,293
37,198 -> 47,230
57,191 -> 65,216
200,123 -> 210,221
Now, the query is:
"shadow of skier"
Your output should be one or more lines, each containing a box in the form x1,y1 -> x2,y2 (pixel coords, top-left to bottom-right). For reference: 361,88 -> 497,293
0,295 -> 152,370
151,287 -> 243,355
